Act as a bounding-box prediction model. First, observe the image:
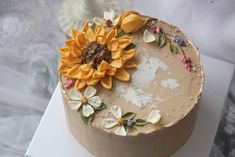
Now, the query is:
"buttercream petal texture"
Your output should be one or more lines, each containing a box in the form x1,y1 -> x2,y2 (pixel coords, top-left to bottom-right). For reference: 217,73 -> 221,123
88,96 -> 102,108
111,106 -> 122,119
83,104 -> 95,117
147,110 -> 161,124
84,86 -> 97,99
115,126 -> 127,136
69,89 -> 83,100
102,119 -> 117,129
68,100 -> 82,110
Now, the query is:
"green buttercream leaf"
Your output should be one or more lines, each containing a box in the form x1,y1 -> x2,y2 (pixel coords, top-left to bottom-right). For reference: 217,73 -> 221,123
122,112 -> 136,120
117,30 -> 127,38
170,44 -> 178,55
124,43 -> 136,50
158,35 -> 166,48
91,23 -> 96,32
95,103 -> 107,111
125,125 -> 138,133
135,119 -> 147,126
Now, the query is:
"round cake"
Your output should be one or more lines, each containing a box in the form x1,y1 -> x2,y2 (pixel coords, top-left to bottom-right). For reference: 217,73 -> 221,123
58,10 -> 204,157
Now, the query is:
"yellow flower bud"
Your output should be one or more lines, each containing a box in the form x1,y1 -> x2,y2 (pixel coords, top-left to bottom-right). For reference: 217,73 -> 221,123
119,10 -> 147,33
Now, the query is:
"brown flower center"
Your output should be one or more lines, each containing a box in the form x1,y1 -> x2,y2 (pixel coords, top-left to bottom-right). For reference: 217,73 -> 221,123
106,20 -> 113,27
81,42 -> 111,69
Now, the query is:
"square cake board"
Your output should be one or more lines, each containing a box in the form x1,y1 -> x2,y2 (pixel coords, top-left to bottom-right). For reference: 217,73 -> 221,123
25,55 -> 234,157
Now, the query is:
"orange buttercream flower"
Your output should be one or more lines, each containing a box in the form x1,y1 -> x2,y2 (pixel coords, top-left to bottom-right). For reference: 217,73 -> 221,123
119,10 -> 147,33
58,22 -> 137,90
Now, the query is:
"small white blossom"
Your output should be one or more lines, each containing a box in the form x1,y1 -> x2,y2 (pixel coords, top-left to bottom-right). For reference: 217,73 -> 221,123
93,10 -> 119,26
68,86 -> 102,117
102,106 -> 127,136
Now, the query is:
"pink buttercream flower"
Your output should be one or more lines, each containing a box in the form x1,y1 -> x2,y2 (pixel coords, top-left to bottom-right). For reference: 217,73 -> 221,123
151,26 -> 161,34
181,55 -> 192,71
64,79 -> 75,89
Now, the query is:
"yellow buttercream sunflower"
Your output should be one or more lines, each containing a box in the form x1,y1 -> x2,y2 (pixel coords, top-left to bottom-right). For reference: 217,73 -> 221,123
58,21 -> 137,90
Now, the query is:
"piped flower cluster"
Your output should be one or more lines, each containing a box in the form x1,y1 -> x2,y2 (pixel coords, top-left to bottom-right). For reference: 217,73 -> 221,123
59,22 -> 137,90
102,106 -> 161,136
59,10 -> 148,90
143,19 -> 193,72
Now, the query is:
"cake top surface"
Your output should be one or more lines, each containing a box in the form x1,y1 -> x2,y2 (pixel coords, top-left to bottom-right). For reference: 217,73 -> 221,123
58,10 -> 204,136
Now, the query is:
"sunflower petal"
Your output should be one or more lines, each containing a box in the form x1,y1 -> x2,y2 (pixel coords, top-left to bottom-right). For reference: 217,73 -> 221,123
81,21 -> 89,32
95,24 -> 105,37
76,64 -> 93,79
87,77 -> 100,85
59,47 -> 70,55
65,54 -> 81,65
124,61 -> 137,69
118,37 -> 133,49
108,39 -> 119,51
96,35 -> 105,45
75,80 -> 87,90
79,64 -> 91,72
58,64 -> 69,73
111,49 -> 122,59
66,65 -> 80,79
85,28 -> 95,42
98,61 -> 111,71
93,70 -> 106,79
85,68 -> 94,79
105,28 -> 117,44
114,68 -> 130,81
110,58 -> 124,68
122,49 -> 136,60
65,40 -> 74,48
101,75 -> 112,89
70,28 -> 78,40
71,43 -> 82,56
106,67 -> 116,76
76,32 -> 87,47
78,68 -> 94,79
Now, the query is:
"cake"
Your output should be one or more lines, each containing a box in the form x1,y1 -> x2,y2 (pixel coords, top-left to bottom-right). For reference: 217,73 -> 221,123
58,10 -> 204,157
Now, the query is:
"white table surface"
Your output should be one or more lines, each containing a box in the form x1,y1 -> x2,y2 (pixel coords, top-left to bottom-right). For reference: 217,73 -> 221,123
25,55 -> 234,157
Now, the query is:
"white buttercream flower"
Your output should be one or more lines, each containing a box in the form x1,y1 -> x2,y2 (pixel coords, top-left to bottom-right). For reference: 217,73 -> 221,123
143,29 -> 156,43
68,86 -> 102,117
93,10 -> 119,27
147,110 -> 161,124
102,106 -> 127,136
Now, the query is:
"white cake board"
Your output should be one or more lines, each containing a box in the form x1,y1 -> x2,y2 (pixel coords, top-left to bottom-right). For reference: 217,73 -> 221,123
25,55 -> 234,157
